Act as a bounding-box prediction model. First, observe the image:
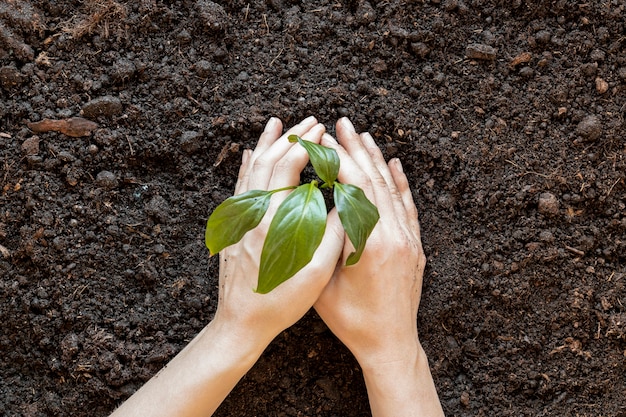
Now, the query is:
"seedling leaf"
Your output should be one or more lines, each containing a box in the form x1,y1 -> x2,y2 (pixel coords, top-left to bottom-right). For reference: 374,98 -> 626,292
205,190 -> 273,256
256,182 -> 326,293
288,135 -> 339,186
334,183 -> 379,265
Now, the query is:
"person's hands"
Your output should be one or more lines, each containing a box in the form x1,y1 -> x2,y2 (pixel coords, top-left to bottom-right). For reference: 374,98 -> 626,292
214,116 -> 345,349
314,117 -> 425,365
314,118 -> 443,417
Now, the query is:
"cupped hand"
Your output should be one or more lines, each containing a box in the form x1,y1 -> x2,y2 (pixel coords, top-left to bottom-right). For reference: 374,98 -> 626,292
214,116 -> 345,347
314,118 -> 426,366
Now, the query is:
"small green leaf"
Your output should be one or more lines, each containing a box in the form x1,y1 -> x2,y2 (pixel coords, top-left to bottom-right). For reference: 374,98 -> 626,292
205,190 -> 273,256
334,183 -> 380,265
256,182 -> 327,294
288,135 -> 339,186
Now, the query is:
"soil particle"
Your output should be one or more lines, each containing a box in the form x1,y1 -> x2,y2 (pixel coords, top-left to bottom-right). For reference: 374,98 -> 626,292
575,115 -> 603,142
81,96 -> 123,119
144,195 -> 171,224
180,130 -> 203,154
110,58 -> 137,84
538,192 -> 560,216
195,0 -> 228,32
411,42 -> 431,59
95,170 -> 118,189
595,77 -> 609,94
465,43 -> 497,61
355,1 -> 377,25
21,136 -> 40,155
0,65 -> 24,89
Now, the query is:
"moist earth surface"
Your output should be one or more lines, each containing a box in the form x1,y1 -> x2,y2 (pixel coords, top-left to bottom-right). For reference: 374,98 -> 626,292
1,1 -> 625,416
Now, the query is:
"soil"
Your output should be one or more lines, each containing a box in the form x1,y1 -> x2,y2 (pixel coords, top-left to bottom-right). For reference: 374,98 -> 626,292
1,0 -> 625,416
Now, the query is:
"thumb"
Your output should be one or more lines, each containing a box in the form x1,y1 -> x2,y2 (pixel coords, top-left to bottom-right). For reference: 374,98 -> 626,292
320,209 -> 344,264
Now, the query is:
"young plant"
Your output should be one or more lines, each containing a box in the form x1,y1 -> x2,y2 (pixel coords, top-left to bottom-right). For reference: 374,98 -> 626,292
206,135 -> 379,293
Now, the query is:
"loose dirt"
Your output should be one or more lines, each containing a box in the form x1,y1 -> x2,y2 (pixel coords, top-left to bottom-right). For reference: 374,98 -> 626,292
1,1 -> 625,416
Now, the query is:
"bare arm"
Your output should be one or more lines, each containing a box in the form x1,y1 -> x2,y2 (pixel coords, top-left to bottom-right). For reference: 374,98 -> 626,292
315,118 -> 444,417
110,116 -> 345,417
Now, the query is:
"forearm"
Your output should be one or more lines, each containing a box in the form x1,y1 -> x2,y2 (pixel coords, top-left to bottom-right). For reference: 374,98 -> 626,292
110,319 -> 266,417
359,343 -> 444,417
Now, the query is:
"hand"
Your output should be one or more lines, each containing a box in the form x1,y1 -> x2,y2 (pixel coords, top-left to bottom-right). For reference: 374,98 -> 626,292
110,117 -> 345,417
314,118 -> 443,417
214,116 -> 345,347
315,117 -> 425,364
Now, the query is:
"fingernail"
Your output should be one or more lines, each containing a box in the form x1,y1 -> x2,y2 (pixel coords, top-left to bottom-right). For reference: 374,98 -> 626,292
302,115 -> 316,124
340,117 -> 356,132
394,158 -> 404,173
322,133 -> 338,144
264,117 -> 279,132
242,149 -> 251,164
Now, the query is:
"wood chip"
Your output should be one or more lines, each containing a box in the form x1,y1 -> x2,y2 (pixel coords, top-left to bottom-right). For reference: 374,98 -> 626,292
0,244 -> 11,259
27,117 -> 98,137
509,52 -> 532,68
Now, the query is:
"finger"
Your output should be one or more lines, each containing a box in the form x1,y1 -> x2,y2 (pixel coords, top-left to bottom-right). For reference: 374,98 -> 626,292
247,116 -> 318,190
254,117 -> 284,153
335,118 -> 395,215
267,123 -> 326,190
389,158 -> 420,236
360,132 -> 407,217
234,149 -> 253,194
239,118 -> 283,191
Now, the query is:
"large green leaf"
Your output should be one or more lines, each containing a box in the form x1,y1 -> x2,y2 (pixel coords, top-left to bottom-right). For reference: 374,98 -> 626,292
288,135 -> 339,187
205,190 -> 273,256
334,183 -> 380,265
256,182 -> 327,294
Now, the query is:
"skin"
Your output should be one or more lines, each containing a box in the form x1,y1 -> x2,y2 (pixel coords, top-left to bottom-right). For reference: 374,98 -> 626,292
110,116 -> 444,417
315,118 -> 444,417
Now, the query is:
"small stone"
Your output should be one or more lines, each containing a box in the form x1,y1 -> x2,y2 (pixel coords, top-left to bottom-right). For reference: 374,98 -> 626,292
196,0 -> 227,31
21,136 -> 40,155
81,96 -> 123,118
466,43 -> 497,60
411,42 -> 431,58
589,49 -> 606,62
539,230 -> 555,243
443,0 -> 459,11
538,192 -> 559,216
595,77 -> 608,94
194,60 -> 212,77
0,66 -> 25,90
180,130 -> 203,154
96,170 -> 118,189
576,115 -> 602,142
110,58 -> 136,83
177,29 -> 192,44
519,67 -> 534,78
460,391 -> 470,407
145,195 -> 170,224
236,71 -> 249,81
356,1 -> 377,25
535,30 -> 551,44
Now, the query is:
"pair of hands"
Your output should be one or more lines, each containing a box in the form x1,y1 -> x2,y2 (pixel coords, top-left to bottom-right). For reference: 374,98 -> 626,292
214,116 -> 426,367
110,116 -> 442,417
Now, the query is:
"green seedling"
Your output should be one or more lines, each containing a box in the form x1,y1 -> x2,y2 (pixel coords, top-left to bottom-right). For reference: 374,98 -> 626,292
206,135 -> 379,293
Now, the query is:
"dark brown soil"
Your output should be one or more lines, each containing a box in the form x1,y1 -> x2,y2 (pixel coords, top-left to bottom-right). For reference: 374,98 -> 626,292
1,1 -> 625,416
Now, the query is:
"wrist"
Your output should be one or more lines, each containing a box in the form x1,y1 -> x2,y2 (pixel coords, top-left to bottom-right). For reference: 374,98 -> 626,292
199,315 -> 271,368
357,342 -> 444,417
